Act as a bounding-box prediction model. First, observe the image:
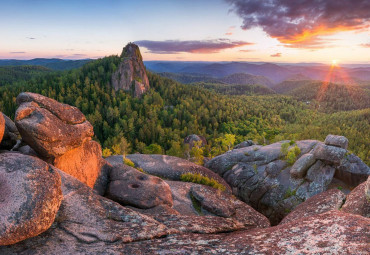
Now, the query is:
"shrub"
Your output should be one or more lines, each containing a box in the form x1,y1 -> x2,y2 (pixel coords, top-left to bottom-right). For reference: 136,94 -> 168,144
123,157 -> 135,168
284,188 -> 296,199
180,173 -> 226,191
280,142 -> 290,156
286,145 -> 301,165
289,140 -> 295,146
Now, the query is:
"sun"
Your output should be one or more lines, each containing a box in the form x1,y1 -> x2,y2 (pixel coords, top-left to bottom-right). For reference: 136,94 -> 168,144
331,59 -> 338,66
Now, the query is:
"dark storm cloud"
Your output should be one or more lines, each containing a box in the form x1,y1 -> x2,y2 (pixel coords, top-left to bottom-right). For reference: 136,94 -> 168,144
135,39 -> 253,54
270,53 -> 282,57
226,0 -> 370,47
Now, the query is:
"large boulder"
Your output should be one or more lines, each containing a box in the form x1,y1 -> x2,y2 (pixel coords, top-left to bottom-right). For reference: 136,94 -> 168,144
0,113 -> 19,150
0,112 -> 4,144
324,134 -> 349,149
15,92 -> 93,159
183,134 -> 207,148
107,154 -> 231,193
234,140 -> 255,149
105,164 -> 173,209
342,179 -> 370,217
0,152 -> 62,246
53,140 -> 107,190
335,153 -> 370,187
279,188 -> 346,224
111,43 -> 150,98
205,137 -> 368,224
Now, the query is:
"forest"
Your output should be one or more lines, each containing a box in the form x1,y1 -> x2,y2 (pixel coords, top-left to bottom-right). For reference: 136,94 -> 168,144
0,56 -> 369,165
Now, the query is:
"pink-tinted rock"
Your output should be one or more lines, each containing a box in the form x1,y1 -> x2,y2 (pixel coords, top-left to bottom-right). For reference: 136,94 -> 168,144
105,164 -> 173,209
313,143 -> 346,165
53,140 -> 107,189
15,92 -> 93,158
0,152 -> 62,246
0,112 -> 4,144
0,113 -> 19,150
342,180 -> 370,217
280,188 -> 345,224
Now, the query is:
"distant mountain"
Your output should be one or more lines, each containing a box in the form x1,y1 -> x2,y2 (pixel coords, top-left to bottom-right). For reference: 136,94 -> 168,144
193,82 -> 276,96
157,72 -> 214,84
0,58 -> 92,70
0,66 -> 52,86
215,73 -> 274,88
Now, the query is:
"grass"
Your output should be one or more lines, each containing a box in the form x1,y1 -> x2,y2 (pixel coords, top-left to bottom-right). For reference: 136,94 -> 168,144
284,188 -> 297,199
253,164 -> 258,174
190,193 -> 203,215
180,173 -> 226,191
123,157 -> 135,167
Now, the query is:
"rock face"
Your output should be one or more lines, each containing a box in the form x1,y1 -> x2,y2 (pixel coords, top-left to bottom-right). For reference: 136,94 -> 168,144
0,152 -> 62,246
0,113 -> 19,150
342,179 -> 370,217
324,134 -> 349,149
280,188 -> 346,224
335,153 -> 370,187
183,134 -> 207,148
111,43 -> 149,98
0,113 -> 4,144
107,154 -> 232,193
106,164 -> 173,209
15,92 -> 93,159
234,140 -> 255,149
205,137 -> 369,224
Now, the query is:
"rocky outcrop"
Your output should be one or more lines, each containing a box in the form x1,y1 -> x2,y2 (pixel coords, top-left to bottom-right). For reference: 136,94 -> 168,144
205,137 -> 369,224
106,164 -> 173,209
0,113 -> 19,150
15,92 -> 93,159
111,43 -> 149,98
0,152 -> 62,246
342,178 -> 370,217
107,154 -> 232,193
279,188 -> 346,224
183,134 -> 207,148
234,140 -> 255,149
335,153 -> 370,186
0,112 -> 4,144
324,134 -> 349,149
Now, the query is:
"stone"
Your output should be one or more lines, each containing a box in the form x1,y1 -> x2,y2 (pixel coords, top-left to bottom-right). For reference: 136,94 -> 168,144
313,143 -> 346,165
0,152 -> 62,246
105,164 -> 173,209
122,211 -> 370,254
324,134 -> 349,149
183,134 -> 207,148
234,140 -> 255,149
0,112 -> 4,144
0,113 -> 19,150
15,92 -> 94,158
17,145 -> 38,157
335,153 -> 370,187
280,188 -> 346,224
111,43 -> 149,98
53,140 -> 107,189
342,180 -> 370,217
290,153 -> 316,178
106,154 -> 231,193
366,176 -> 370,200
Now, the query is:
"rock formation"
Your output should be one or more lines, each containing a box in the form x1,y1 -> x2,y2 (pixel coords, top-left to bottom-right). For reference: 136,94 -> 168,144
111,43 -> 150,98
0,112 -> 4,144
205,137 -> 370,224
0,93 -> 369,254
0,113 -> 19,150
183,134 -> 207,148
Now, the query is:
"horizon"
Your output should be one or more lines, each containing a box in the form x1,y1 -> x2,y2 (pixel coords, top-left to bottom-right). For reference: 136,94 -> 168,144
1,0 -> 370,64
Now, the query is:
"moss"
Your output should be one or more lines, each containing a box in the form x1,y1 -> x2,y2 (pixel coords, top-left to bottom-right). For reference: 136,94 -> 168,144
123,157 -> 135,168
244,152 -> 250,156
289,140 -> 296,146
253,147 -> 259,151
337,186 -> 343,191
180,173 -> 226,191
284,188 -> 297,199
253,164 -> 258,174
190,193 -> 203,215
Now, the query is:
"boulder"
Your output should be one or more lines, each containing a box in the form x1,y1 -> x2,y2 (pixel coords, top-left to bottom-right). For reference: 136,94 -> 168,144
280,188 -> 346,224
111,43 -> 149,98
313,143 -> 346,165
0,152 -> 62,246
342,179 -> 370,217
335,153 -> 370,187
183,134 -> 207,148
53,140 -> 107,190
15,92 -> 93,159
366,176 -> 370,200
0,112 -> 4,144
324,134 -> 349,149
106,154 -> 231,193
234,140 -> 255,149
105,164 -> 173,209
0,113 -> 19,150
290,153 -> 315,178
17,145 -> 38,157
123,211 -> 370,254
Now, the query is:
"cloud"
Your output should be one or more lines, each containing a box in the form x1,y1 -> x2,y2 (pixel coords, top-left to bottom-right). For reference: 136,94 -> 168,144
226,0 -> 370,48
225,26 -> 236,35
135,39 -> 253,54
27,37 -> 36,40
72,54 -> 87,57
9,51 -> 26,54
270,53 -> 282,57
239,49 -> 253,52
360,43 -> 370,48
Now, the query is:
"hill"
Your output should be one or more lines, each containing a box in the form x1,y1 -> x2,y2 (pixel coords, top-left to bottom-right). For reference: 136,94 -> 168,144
0,66 -> 52,86
0,58 -> 92,70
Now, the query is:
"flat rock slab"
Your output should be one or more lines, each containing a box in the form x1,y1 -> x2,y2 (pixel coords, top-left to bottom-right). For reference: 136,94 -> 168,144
342,180 -> 370,218
280,188 -> 345,224
107,154 -> 231,193
15,92 -> 93,158
0,152 -> 62,246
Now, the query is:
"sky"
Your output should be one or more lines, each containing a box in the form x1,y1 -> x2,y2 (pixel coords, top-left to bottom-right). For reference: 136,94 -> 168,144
0,0 -> 369,64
